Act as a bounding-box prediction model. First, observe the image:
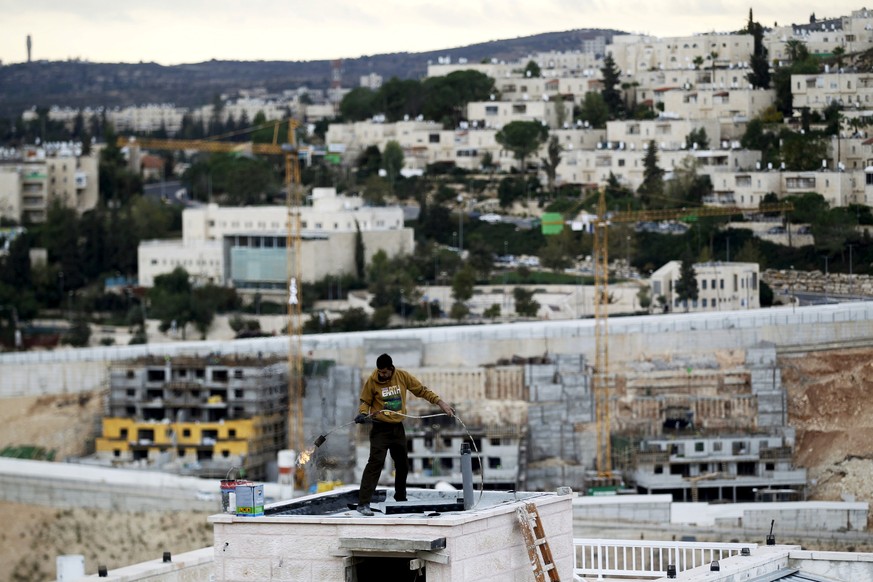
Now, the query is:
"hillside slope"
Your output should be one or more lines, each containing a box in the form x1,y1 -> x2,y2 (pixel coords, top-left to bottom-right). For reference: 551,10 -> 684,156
0,29 -> 622,118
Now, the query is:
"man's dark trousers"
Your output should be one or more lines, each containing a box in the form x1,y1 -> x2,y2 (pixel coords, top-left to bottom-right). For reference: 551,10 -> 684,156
359,421 -> 408,505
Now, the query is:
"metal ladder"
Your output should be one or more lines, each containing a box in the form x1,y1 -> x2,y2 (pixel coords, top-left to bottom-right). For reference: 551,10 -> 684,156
516,502 -> 561,582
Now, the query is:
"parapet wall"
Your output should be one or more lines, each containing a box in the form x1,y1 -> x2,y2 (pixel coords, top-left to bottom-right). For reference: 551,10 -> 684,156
2,303 -> 873,398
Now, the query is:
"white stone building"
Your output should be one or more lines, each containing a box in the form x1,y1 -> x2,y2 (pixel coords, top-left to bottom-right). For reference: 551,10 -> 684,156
137,188 -> 413,288
649,260 -> 761,312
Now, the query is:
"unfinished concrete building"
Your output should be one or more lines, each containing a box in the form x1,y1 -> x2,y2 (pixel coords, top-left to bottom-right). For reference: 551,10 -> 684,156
95,355 -> 289,480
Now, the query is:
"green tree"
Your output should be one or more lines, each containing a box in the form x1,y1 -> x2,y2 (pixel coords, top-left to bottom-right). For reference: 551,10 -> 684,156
513,287 -> 540,317
578,92 -> 610,129
780,131 -> 828,171
540,136 -> 563,197
340,87 -> 378,121
539,233 -> 573,271
743,9 -> 771,89
685,128 -> 710,150
354,220 -> 365,280
449,301 -> 470,321
381,140 -> 405,188
495,120 -> 549,205
62,316 -> 91,347
637,285 -> 652,312
523,60 -> 542,78
772,41 -> 819,117
357,145 -> 382,179
600,54 -> 625,119
377,78 -> 425,122
496,121 -> 549,172
735,239 -> 765,268
674,253 -> 699,312
146,267 -> 211,340
637,140 -> 664,207
421,70 -> 495,127
741,116 -> 781,167
665,156 -> 712,206
451,264 -> 476,305
483,304 -> 501,320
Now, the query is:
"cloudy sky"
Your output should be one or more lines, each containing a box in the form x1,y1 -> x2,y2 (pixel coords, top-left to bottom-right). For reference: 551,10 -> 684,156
0,1 -> 865,65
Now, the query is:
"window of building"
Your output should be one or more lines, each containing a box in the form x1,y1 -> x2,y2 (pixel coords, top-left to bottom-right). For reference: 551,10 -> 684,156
713,442 -> 722,452
183,429 -> 191,437
429,133 -> 440,143
694,442 -> 704,452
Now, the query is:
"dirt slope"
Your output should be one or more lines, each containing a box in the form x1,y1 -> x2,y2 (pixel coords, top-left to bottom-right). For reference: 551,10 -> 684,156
781,348 -> 873,507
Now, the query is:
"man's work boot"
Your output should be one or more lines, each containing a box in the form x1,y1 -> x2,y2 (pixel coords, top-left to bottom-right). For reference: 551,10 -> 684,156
356,504 -> 374,516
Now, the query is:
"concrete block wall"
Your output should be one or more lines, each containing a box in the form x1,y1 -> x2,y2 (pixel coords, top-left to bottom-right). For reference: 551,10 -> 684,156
743,502 -> 869,532
573,494 -> 673,523
6,303 -> 873,398
299,364 -> 360,485
790,550 -> 873,582
412,368 -> 488,402
72,547 -> 215,581
0,459 -> 220,513
209,492 -> 574,582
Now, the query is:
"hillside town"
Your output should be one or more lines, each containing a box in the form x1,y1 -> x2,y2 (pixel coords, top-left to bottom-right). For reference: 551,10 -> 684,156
4,6 -> 873,582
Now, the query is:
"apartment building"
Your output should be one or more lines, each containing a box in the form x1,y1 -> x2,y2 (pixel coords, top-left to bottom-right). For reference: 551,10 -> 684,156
556,145 -> 760,192
0,145 -> 99,223
609,33 -> 755,78
659,87 -> 777,139
633,433 -> 807,502
649,260 -> 761,312
707,167 -> 863,208
765,10 -> 873,64
108,104 -> 188,134
790,71 -> 873,112
606,118 -> 722,151
94,355 -> 288,480
467,98 -> 573,130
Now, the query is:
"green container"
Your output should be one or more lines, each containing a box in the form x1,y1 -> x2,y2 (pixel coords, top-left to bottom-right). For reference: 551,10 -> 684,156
235,483 -> 265,517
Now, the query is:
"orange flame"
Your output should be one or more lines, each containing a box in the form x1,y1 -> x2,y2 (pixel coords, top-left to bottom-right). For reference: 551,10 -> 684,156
297,447 -> 315,466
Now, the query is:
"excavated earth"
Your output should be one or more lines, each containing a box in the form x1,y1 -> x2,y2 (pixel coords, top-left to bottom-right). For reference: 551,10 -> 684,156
780,347 -> 873,511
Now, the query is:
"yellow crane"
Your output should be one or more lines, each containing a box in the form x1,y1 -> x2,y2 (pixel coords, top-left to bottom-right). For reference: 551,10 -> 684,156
591,194 -> 793,479
118,120 -> 307,483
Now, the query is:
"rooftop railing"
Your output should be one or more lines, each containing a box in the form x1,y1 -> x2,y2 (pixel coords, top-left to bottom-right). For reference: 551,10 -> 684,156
573,538 -> 755,580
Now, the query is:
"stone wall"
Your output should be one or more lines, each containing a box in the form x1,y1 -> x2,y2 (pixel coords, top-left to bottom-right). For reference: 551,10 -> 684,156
764,269 -> 872,297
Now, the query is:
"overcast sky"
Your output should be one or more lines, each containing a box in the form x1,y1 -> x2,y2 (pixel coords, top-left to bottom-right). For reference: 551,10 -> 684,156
0,1 -> 865,65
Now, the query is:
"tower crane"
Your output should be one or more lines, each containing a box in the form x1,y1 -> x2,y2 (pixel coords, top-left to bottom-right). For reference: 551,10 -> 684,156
590,192 -> 793,479
118,120 -> 307,483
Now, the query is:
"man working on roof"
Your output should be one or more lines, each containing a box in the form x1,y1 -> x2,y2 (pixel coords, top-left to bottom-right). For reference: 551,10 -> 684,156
354,353 -> 454,516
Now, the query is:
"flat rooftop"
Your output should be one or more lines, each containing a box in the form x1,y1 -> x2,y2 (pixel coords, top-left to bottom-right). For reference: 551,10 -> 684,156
262,486 -> 546,519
